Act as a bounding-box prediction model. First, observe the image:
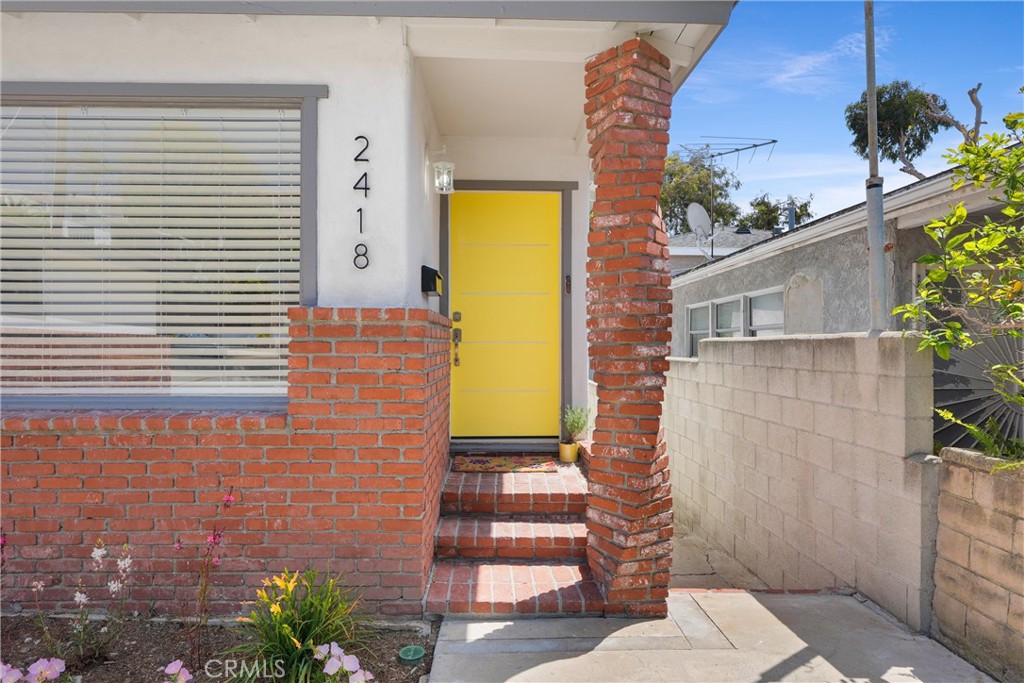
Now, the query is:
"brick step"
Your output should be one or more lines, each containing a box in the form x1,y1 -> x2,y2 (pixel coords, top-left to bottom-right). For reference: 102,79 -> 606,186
425,560 -> 604,617
441,467 -> 587,516
436,515 -> 587,560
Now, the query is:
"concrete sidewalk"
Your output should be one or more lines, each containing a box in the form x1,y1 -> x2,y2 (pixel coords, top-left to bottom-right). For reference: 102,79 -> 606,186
428,591 -> 991,682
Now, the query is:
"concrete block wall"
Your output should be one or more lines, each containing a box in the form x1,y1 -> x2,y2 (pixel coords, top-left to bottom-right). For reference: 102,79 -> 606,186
932,447 -> 1023,681
0,307 -> 451,617
665,333 -> 939,630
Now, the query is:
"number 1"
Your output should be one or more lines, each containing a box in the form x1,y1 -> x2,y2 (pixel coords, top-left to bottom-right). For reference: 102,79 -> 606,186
357,208 -> 364,233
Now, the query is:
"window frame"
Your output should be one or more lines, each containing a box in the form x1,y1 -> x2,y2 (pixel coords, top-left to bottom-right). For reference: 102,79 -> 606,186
683,286 -> 785,357
748,288 -> 785,337
1,82 -> 327,410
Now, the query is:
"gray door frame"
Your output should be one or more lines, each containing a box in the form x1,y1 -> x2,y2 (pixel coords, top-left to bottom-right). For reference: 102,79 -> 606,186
440,180 -> 578,440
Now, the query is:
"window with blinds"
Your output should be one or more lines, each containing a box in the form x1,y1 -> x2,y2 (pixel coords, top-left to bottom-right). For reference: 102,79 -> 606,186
0,105 -> 301,397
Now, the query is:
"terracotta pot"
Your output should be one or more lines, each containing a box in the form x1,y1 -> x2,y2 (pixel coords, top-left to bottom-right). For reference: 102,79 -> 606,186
558,441 -> 580,463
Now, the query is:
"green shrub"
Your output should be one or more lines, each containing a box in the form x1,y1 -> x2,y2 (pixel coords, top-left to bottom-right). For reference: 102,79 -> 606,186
226,569 -> 364,683
561,405 -> 590,443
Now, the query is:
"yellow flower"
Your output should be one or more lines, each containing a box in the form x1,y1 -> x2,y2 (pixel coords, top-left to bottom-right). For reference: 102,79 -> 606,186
235,616 -> 253,623
256,589 -> 269,603
290,636 -> 301,649
270,603 -> 282,616
272,572 -> 299,596
262,578 -> 272,587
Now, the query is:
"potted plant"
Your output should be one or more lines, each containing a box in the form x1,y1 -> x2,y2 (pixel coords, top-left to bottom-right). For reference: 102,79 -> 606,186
559,405 -> 590,463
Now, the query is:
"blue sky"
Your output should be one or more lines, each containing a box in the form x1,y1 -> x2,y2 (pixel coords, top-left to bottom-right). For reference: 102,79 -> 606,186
670,0 -> 1024,221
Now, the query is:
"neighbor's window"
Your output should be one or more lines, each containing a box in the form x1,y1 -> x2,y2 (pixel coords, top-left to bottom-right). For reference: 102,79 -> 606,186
749,291 -> 784,336
684,288 -> 784,356
0,104 -> 301,397
687,304 -> 711,356
715,300 -> 742,338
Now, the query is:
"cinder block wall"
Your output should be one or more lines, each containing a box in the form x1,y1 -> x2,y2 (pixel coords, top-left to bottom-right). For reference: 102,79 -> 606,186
0,307 -> 451,617
932,447 -> 1023,681
665,333 -> 939,630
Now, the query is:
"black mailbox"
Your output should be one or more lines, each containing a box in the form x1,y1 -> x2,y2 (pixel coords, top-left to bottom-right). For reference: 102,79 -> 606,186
421,265 -> 443,297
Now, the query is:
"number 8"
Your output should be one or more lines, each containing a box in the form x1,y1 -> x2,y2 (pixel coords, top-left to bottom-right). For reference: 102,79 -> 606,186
354,243 -> 369,269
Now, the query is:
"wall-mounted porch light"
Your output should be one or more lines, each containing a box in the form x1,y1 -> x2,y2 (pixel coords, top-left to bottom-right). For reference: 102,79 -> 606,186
431,147 -> 455,195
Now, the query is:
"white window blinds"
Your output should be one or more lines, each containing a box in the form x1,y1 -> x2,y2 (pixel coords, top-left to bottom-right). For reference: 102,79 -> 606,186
0,105 -> 301,395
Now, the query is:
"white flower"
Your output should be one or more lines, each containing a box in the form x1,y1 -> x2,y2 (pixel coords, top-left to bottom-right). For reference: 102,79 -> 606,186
73,591 -> 89,607
100,626 -> 108,634
90,547 -> 107,565
30,580 -> 44,594
107,580 -> 123,597
117,557 -> 132,575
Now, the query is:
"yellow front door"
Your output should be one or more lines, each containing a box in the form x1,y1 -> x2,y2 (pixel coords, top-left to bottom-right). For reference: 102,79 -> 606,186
449,191 -> 561,437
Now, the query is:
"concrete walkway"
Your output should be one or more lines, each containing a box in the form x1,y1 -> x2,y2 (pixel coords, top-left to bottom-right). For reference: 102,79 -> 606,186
429,534 -> 991,682
429,592 -> 990,682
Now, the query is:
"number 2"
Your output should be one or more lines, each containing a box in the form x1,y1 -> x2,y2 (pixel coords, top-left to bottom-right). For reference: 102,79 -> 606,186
354,135 -> 369,162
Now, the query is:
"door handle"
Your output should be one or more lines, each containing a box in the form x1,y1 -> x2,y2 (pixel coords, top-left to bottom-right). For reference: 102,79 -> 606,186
452,327 -> 462,366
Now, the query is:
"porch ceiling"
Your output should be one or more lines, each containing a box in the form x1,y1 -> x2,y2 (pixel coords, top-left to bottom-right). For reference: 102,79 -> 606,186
406,17 -> 730,142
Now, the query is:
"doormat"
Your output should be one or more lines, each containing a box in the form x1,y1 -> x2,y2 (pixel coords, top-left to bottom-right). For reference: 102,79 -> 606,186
452,454 -> 559,473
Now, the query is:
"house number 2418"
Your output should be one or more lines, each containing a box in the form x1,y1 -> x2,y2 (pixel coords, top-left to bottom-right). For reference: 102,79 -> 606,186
353,135 -> 371,269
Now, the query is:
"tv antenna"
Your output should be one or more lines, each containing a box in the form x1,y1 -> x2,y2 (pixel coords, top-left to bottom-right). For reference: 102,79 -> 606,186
678,137 -> 777,256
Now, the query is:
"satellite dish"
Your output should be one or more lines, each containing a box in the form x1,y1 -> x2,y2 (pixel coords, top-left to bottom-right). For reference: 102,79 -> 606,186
686,203 -> 719,259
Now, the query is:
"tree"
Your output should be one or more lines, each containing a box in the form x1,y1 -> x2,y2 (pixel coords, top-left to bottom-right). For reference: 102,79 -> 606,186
736,194 -> 813,232
893,106 -> 1023,463
845,80 -> 986,180
660,147 -> 741,235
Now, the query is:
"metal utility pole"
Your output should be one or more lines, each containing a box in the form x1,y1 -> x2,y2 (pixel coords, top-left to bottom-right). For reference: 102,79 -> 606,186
864,0 -> 889,331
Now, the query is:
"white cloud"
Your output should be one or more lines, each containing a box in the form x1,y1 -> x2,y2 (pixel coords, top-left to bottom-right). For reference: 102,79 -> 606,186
681,29 -> 894,104
766,29 -> 892,95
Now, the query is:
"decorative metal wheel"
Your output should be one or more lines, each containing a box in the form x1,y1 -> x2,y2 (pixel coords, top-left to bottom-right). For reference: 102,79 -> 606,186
934,333 -> 1024,448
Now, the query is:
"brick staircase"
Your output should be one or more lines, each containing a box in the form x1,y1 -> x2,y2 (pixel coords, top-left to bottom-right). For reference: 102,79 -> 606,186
425,459 -> 604,616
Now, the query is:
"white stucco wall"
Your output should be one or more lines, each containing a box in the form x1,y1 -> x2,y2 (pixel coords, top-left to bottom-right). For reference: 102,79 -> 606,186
2,12 -> 435,308
3,12 -> 595,405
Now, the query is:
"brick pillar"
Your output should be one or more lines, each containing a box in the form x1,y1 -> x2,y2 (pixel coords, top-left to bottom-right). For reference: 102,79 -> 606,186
287,307 -> 451,615
584,38 -> 674,617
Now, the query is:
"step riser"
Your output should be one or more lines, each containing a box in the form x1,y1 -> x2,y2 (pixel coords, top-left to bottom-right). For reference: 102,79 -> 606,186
436,517 -> 588,561
437,545 -> 588,561
441,500 -> 587,515
425,561 -> 604,617
442,470 -> 589,517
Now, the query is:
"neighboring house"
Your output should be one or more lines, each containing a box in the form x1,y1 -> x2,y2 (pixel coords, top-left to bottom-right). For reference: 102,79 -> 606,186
670,168 -> 1022,445
668,227 -> 773,274
0,1 -> 735,617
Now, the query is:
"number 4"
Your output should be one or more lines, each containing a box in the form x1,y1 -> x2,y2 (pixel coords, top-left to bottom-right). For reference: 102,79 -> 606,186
353,173 -> 370,197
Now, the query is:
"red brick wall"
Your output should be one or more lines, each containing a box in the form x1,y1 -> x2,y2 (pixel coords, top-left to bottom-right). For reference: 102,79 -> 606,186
584,37 -> 674,617
0,307 -> 451,617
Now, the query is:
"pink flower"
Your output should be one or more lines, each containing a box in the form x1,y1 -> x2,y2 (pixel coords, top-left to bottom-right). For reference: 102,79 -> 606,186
223,492 -> 235,509
212,557 -> 221,568
25,658 -> 63,683
323,658 -> 342,676
164,660 -> 193,683
343,655 -> 361,673
0,662 -> 23,683
206,529 -> 224,548
173,539 -> 183,552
